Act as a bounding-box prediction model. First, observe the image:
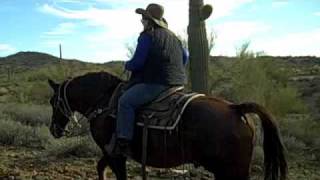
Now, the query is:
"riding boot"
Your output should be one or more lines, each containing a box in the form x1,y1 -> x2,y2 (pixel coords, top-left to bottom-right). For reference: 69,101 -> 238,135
113,138 -> 132,157
105,135 -> 132,157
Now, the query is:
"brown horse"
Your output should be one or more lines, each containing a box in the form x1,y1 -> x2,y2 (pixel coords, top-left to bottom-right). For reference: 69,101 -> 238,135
48,72 -> 287,180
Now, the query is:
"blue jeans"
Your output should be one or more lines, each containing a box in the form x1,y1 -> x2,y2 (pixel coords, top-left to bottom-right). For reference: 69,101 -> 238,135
116,83 -> 168,140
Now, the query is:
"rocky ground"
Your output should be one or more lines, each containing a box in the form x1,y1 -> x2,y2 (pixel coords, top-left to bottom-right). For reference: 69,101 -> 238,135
0,146 -> 319,180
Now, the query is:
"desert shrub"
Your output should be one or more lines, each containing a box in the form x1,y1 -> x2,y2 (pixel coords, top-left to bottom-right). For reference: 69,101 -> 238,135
0,108 -> 97,154
24,82 -> 53,104
2,103 -> 51,126
316,96 -> 320,109
209,59 -> 233,97
209,43 -> 307,118
230,58 -> 271,104
0,87 -> 9,96
282,135 -> 306,155
281,116 -> 320,145
0,118 -> 52,148
280,115 -> 320,160
15,63 -> 74,81
25,67 -> 59,82
267,87 -> 307,117
44,136 -> 101,158
312,138 -> 320,161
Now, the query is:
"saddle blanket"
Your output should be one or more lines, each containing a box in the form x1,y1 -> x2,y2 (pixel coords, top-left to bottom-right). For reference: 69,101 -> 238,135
136,88 -> 204,130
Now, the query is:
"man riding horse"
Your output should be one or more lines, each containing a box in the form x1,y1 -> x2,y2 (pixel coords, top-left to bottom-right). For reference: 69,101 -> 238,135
107,3 -> 189,157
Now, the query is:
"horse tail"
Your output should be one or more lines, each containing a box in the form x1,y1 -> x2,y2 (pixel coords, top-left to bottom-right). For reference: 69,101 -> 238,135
231,102 -> 288,180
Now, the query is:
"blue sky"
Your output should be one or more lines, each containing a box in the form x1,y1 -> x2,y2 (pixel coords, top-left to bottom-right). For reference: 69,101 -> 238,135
0,0 -> 319,63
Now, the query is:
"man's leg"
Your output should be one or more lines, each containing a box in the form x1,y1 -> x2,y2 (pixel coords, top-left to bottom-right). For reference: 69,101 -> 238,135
116,83 -> 168,140
107,83 -> 168,156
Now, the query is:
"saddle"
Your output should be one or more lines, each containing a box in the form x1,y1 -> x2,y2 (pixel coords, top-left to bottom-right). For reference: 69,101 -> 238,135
108,83 -> 204,130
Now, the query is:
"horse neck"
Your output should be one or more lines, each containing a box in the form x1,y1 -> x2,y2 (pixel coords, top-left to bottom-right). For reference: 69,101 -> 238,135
69,74 -> 123,117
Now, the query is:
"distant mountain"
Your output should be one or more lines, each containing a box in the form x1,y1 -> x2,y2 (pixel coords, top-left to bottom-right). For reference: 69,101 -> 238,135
0,51 -> 60,68
0,51 -> 112,77
0,51 -> 121,69
2,51 -> 318,69
0,51 -> 126,83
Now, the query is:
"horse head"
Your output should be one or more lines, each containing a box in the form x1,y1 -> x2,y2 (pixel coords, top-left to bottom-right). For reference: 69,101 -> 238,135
48,79 -> 76,138
47,72 -> 122,138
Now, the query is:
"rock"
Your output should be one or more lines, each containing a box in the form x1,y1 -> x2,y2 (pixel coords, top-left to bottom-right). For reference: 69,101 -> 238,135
0,87 -> 9,96
14,176 -> 23,180
33,176 -> 49,180
171,169 -> 189,174
32,170 -> 38,176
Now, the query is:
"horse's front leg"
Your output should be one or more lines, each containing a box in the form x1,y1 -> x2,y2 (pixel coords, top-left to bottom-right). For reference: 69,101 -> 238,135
97,155 -> 109,180
107,155 -> 127,180
97,155 -> 127,180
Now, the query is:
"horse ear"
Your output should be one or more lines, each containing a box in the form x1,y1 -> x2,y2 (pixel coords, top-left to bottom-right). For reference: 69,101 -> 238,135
48,79 -> 59,91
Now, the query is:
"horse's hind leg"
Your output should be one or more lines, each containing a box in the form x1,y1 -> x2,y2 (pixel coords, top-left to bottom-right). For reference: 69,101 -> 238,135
215,174 -> 250,180
213,164 -> 250,180
202,159 -> 251,180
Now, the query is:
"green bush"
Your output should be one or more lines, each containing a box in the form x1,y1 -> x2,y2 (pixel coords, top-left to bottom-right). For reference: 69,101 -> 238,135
282,135 -> 306,155
210,44 -> 307,118
313,138 -> 320,161
267,87 -> 307,117
24,82 -> 53,104
281,116 -> 320,145
0,118 -> 52,148
316,96 -> 320,109
280,115 -> 320,161
44,136 -> 101,158
0,112 -> 100,156
2,103 -> 51,126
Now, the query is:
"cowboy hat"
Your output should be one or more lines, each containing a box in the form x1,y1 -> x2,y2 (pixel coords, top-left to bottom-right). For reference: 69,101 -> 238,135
136,3 -> 168,29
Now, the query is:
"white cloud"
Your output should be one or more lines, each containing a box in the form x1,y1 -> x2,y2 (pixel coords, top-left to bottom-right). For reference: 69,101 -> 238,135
271,1 -> 289,8
213,21 -> 271,56
314,12 -> 320,16
210,0 -> 255,19
40,4 -> 141,32
45,22 -> 76,35
252,28 -> 320,56
42,39 -> 65,48
56,0 -> 85,3
39,0 -> 256,61
0,43 -> 16,54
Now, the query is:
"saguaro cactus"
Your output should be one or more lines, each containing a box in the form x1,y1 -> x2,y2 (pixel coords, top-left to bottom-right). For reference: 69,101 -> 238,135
188,0 -> 212,94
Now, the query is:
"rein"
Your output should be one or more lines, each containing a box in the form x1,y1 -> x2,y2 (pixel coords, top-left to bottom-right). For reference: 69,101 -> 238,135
53,78 -> 81,135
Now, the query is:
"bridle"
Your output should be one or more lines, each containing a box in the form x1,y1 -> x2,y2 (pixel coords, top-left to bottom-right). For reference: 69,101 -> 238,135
52,78 -> 124,136
52,78 -> 81,134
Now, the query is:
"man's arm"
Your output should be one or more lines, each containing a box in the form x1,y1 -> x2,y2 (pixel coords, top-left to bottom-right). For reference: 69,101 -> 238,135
125,33 -> 152,71
182,48 -> 189,66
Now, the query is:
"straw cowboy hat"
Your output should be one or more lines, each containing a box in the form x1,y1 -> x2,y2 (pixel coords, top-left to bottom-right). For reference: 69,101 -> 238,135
135,3 -> 168,29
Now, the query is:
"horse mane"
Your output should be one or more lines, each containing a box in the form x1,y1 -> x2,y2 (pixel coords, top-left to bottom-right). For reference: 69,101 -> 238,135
75,71 -> 121,81
71,71 -> 123,91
